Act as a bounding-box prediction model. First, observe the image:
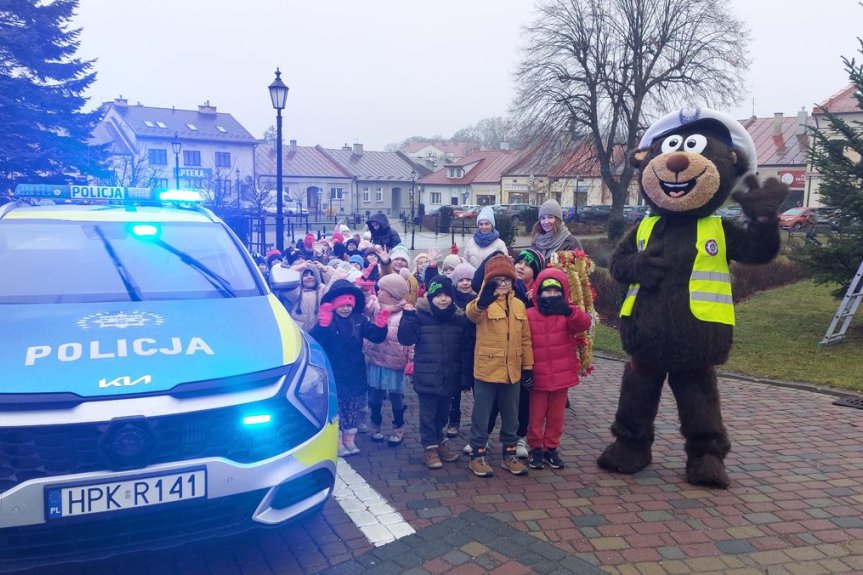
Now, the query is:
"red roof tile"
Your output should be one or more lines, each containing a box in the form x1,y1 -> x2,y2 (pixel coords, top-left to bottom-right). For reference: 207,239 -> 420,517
420,150 -> 525,185
740,115 -> 810,167
814,84 -> 862,114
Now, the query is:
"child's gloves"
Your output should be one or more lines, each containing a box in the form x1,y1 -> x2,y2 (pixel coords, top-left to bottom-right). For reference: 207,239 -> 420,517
374,309 -> 391,328
520,369 -> 533,390
318,302 -> 334,327
545,297 -> 572,316
477,280 -> 498,309
404,361 -> 414,376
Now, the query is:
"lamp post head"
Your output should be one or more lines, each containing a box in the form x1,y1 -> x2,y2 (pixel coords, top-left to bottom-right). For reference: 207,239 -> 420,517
171,133 -> 181,155
410,169 -> 417,182
268,68 -> 289,110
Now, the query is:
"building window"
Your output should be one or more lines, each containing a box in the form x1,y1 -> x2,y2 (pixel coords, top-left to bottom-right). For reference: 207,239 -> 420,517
187,178 -> 203,189
152,178 -> 169,190
363,186 -> 370,203
215,152 -> 231,168
447,167 -> 464,178
148,149 -> 167,165
375,187 -> 383,202
430,192 -> 442,204
183,150 -> 201,166
330,188 -> 344,200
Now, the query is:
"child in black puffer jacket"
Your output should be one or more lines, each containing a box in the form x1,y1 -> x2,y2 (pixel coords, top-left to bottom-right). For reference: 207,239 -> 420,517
397,275 -> 471,470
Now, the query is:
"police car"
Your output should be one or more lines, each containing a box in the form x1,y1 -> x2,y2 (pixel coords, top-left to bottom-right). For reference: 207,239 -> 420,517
0,184 -> 338,570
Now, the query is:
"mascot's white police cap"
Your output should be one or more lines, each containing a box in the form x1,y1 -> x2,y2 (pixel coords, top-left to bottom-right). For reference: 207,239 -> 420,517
638,107 -> 758,174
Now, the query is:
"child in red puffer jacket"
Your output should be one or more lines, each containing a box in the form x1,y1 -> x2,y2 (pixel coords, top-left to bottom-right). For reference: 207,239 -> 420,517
525,268 -> 592,470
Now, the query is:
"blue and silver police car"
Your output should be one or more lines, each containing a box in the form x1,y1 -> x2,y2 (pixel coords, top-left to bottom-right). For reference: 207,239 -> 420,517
0,185 -> 338,569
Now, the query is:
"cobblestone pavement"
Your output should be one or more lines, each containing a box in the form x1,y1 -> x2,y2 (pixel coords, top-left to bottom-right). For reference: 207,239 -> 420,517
18,357 -> 863,574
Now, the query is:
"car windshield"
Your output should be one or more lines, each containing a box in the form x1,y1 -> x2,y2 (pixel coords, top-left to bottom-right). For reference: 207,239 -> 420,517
0,219 -> 262,304
783,208 -> 805,215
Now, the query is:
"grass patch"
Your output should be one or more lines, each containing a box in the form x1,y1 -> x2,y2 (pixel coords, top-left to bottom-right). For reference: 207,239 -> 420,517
592,280 -> 863,393
593,322 -> 625,358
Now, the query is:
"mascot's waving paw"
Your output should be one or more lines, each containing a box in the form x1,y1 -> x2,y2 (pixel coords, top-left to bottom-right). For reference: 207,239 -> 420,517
731,175 -> 789,222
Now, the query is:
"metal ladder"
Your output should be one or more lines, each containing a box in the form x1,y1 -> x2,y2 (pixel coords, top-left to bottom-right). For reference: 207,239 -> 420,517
819,258 -> 863,346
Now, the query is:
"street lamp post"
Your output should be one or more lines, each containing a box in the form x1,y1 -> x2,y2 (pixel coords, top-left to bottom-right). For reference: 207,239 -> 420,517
410,169 -> 417,250
171,133 -> 181,189
268,68 -> 289,251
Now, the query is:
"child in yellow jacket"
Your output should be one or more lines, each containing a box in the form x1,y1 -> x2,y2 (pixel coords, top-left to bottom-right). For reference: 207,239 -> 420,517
465,254 -> 534,478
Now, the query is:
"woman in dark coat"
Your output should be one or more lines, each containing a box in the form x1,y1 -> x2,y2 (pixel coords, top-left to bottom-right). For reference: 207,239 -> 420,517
310,279 -> 387,455
397,275 -> 471,469
367,212 -> 402,250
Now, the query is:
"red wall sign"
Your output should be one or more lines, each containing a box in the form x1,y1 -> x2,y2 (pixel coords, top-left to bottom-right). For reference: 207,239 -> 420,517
778,170 -> 806,189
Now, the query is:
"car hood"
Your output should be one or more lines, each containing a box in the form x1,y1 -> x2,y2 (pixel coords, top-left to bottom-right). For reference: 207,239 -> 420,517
0,295 -> 301,398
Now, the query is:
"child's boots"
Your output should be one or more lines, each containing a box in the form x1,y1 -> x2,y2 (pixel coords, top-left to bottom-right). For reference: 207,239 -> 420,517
501,445 -> 528,476
341,428 -> 360,456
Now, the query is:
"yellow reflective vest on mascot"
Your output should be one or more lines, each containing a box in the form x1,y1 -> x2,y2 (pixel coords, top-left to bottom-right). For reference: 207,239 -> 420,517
620,215 -> 734,326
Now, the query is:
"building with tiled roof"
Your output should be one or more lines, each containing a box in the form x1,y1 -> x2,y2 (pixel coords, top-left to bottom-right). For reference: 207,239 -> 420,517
808,84 -> 863,206
401,141 -> 475,170
91,97 -> 257,206
255,141 -> 353,216
317,144 -> 428,218
419,150 -> 525,208
740,110 -> 811,207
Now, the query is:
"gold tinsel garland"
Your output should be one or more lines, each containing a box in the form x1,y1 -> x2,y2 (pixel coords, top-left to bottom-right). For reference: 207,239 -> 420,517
548,249 -> 598,376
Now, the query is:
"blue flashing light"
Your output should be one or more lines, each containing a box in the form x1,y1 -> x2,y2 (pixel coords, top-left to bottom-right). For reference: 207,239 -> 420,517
130,224 -> 160,237
242,414 -> 273,426
160,189 -> 203,203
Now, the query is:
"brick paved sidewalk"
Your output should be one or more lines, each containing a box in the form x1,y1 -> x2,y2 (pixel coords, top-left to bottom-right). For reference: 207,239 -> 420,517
22,357 -> 863,575
331,356 -> 863,575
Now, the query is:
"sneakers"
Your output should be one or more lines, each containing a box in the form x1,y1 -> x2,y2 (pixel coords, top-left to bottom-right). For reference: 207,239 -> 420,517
469,448 -> 494,477
543,448 -> 565,469
357,422 -> 369,434
516,437 -> 529,458
340,429 -> 360,456
528,448 -> 545,469
438,440 -> 459,462
445,424 -> 459,438
369,423 -> 384,442
501,446 -> 528,476
387,426 -> 404,447
424,446 -> 443,469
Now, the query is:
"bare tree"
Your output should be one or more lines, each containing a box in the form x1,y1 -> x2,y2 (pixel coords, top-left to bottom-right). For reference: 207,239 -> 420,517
513,0 -> 749,238
452,116 -> 526,150
112,155 -> 159,188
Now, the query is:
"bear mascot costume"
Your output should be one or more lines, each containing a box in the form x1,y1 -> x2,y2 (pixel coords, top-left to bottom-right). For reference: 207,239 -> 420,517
597,108 -> 788,488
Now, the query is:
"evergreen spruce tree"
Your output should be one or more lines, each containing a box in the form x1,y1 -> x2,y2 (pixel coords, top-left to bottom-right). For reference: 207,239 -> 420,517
0,0 -> 104,184
798,37 -> 863,297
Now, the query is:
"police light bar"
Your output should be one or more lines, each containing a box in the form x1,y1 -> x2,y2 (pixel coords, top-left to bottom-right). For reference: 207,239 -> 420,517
159,189 -> 203,203
13,184 -> 202,204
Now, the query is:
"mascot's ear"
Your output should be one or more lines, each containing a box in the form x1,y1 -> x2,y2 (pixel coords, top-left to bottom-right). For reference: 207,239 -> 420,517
629,149 -> 650,170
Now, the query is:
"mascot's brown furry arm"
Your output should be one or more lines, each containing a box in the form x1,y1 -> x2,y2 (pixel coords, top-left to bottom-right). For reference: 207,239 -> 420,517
597,108 -> 788,488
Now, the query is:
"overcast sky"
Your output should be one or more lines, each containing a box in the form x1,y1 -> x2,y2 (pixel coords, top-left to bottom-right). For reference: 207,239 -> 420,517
74,0 -> 862,150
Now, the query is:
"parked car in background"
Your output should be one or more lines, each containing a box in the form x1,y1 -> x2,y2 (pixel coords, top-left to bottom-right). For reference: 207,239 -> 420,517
778,207 -> 817,230
576,204 -> 613,224
453,204 -> 480,219
562,206 -> 577,222
623,205 -> 651,225
493,203 -> 533,226
716,204 -> 745,223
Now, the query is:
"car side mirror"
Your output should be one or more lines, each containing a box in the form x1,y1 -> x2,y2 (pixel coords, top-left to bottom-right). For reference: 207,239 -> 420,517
269,264 -> 301,291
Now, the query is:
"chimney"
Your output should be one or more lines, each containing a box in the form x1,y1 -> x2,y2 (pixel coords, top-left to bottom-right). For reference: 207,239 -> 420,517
352,143 -> 363,156
114,96 -> 128,106
342,143 -> 351,151
289,139 -> 297,154
500,140 -> 510,151
198,100 -> 217,115
796,108 -> 809,136
772,112 -> 784,137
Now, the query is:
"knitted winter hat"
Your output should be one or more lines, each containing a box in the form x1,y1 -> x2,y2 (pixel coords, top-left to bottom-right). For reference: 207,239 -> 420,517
332,232 -> 344,244
349,254 -> 365,267
390,244 -> 410,264
538,199 -> 563,221
451,262 -> 476,285
303,233 -> 315,249
285,249 -> 304,265
442,254 -> 461,273
426,275 -> 454,301
266,249 -> 282,259
514,248 -> 545,279
477,206 -> 496,228
483,254 -> 516,282
539,276 -> 564,293
378,273 -> 409,301
412,252 -> 429,270
266,250 -> 283,268
345,237 -> 359,249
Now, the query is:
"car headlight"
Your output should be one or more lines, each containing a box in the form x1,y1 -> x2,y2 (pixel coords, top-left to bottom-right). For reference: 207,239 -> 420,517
293,338 -> 330,427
